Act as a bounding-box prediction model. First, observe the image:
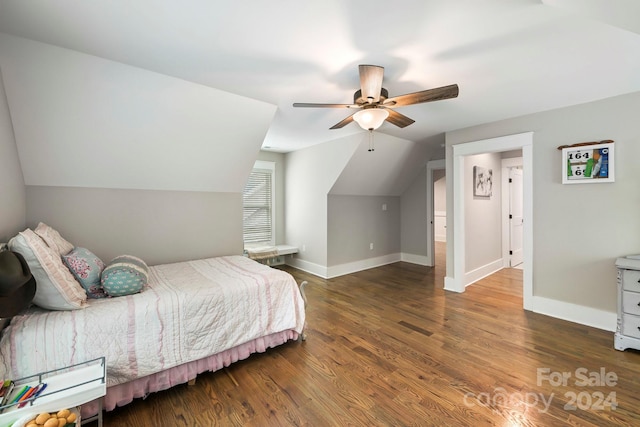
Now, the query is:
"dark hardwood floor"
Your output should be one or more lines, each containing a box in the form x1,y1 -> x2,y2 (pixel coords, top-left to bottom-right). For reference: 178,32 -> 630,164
96,245 -> 640,426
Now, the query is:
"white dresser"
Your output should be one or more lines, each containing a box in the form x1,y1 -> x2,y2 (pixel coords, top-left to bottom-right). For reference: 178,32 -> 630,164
615,255 -> 640,351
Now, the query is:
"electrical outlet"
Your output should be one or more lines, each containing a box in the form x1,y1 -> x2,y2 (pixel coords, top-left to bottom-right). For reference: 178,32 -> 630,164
302,244 -> 306,252
382,203 -> 387,211
369,243 -> 374,250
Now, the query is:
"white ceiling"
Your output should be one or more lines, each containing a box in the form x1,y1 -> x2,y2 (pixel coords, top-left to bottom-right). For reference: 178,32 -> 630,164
0,0 -> 639,153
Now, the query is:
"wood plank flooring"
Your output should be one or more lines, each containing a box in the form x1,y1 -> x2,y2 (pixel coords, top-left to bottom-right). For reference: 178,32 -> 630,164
94,248 -> 640,426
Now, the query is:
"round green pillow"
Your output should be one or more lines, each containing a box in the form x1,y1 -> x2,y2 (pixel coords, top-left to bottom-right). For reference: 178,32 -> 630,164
101,255 -> 149,297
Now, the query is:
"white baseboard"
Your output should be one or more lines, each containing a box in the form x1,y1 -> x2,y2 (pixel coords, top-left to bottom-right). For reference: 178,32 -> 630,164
288,256 -> 616,332
285,258 -> 328,279
400,253 -> 431,266
464,259 -> 503,287
288,253 -> 432,279
326,253 -> 401,279
529,296 -> 617,332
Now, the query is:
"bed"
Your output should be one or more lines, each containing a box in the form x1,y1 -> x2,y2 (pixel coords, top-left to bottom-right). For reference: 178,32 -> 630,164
0,225 -> 306,419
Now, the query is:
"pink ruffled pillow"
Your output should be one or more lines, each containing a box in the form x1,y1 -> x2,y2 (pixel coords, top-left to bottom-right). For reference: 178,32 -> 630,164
8,229 -> 86,310
34,222 -> 74,256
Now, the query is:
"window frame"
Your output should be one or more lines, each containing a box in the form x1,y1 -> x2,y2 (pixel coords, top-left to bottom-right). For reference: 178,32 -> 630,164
242,160 -> 276,247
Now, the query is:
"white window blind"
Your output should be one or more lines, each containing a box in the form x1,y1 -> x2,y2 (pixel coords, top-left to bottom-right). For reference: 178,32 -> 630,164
243,163 -> 274,244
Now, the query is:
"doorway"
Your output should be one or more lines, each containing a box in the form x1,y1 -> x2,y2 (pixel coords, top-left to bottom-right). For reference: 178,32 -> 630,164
501,157 -> 524,269
433,170 -> 447,267
445,132 -> 533,311
508,167 -> 524,267
426,159 -> 445,267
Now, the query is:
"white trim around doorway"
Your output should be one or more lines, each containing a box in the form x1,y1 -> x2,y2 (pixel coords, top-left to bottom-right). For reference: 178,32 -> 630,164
426,159 -> 446,267
445,132 -> 533,311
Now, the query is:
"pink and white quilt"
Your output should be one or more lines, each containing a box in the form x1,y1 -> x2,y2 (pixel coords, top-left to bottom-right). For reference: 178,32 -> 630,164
0,256 -> 306,387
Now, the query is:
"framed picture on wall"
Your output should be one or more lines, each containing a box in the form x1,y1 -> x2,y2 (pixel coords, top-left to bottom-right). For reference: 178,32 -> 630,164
473,166 -> 493,197
562,142 -> 615,184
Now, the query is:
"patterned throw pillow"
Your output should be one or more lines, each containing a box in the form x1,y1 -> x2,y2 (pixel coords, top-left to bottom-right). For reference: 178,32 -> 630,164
101,255 -> 149,297
62,247 -> 107,299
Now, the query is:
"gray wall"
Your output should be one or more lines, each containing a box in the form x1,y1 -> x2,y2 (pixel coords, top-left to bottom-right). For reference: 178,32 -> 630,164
287,134 -> 442,274
398,136 -> 446,260
0,68 -> 25,242
25,186 -> 242,266
400,166 -> 428,258
285,135 -> 360,268
433,169 -> 446,212
327,195 -> 400,266
446,91 -> 640,313
464,153 -> 502,272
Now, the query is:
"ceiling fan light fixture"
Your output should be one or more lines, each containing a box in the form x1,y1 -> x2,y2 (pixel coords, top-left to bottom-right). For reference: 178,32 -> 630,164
353,108 -> 389,130
292,65 -> 458,130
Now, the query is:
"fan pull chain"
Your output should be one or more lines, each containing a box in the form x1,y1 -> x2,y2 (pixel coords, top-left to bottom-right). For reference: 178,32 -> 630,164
368,129 -> 375,152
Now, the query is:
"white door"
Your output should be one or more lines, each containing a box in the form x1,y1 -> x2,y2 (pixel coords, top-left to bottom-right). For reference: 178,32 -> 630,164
509,168 -> 524,267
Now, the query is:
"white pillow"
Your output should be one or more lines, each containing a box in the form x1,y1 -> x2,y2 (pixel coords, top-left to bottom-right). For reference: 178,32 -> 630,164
8,229 -> 86,310
34,222 -> 74,256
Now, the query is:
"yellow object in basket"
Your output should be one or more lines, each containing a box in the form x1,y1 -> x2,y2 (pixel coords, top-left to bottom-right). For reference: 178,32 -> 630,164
42,418 -> 58,427
55,409 -> 70,419
22,407 -> 77,427
34,413 -> 50,424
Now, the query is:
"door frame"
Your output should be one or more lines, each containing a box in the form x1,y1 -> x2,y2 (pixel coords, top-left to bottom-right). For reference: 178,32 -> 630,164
426,159 -> 446,267
501,157 -> 523,268
445,132 -> 533,311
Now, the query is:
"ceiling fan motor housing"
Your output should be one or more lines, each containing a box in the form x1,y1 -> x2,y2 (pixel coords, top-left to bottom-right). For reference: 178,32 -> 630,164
292,64 -> 459,130
354,88 -> 388,106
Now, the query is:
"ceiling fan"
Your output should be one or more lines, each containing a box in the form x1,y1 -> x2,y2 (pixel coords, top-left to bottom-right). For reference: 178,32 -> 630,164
293,64 -> 459,131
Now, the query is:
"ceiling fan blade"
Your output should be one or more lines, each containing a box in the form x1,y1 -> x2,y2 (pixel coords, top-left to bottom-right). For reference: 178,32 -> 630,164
329,114 -> 355,130
385,109 -> 415,128
385,84 -> 459,107
359,65 -> 384,104
293,102 -> 358,108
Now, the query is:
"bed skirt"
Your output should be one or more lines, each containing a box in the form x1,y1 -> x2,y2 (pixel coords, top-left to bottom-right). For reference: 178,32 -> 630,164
80,329 -> 299,418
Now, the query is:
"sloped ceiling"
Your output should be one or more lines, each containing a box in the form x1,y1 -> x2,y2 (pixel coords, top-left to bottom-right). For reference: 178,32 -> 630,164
1,0 -> 639,154
0,34 -> 276,192
330,133 -> 439,196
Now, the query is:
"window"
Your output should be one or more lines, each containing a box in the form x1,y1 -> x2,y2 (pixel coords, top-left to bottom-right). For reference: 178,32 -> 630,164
242,161 -> 275,245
